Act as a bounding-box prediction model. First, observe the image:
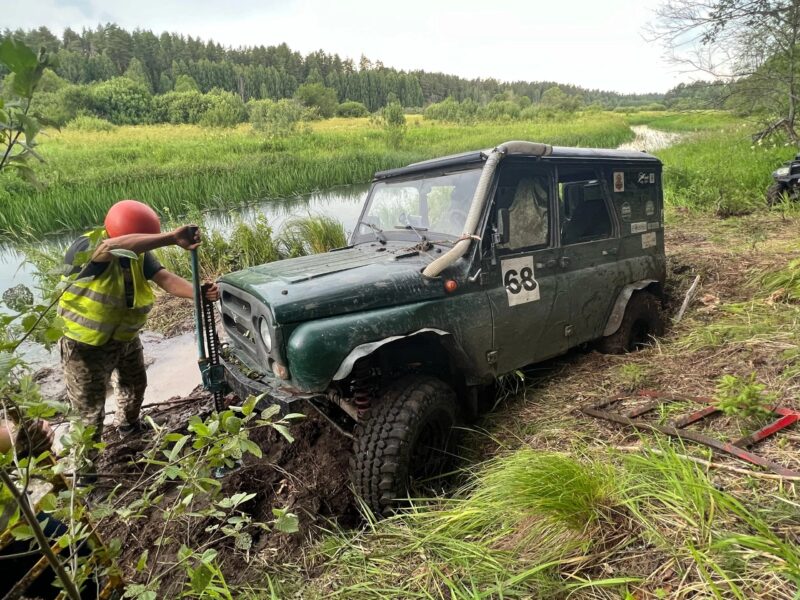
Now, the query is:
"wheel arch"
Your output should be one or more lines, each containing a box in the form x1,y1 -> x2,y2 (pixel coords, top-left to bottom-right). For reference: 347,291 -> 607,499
603,279 -> 663,337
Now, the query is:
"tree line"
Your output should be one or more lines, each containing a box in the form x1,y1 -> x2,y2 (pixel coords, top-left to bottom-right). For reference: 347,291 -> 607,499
2,24 -> 690,114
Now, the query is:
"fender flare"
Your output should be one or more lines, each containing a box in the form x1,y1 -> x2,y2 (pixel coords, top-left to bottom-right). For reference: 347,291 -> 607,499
332,328 -> 464,382
603,279 -> 660,337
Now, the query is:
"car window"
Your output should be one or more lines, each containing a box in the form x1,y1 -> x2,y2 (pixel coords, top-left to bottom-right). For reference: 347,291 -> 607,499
357,168 -> 482,240
495,167 -> 552,251
558,169 -> 613,245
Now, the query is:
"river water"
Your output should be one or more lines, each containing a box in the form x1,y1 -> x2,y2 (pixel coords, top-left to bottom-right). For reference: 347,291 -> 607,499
0,184 -> 369,393
0,183 -> 370,298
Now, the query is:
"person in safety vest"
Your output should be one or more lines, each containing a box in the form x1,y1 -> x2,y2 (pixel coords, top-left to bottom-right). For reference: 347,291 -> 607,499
58,200 -> 219,467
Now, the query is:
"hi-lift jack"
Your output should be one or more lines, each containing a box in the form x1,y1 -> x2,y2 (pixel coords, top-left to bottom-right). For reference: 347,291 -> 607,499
582,390 -> 800,477
190,244 -> 226,412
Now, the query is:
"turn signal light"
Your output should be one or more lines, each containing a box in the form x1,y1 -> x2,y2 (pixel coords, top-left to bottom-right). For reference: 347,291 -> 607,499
444,279 -> 458,293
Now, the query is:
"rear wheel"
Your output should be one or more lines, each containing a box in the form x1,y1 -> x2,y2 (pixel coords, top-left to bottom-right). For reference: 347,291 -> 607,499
767,182 -> 788,207
351,375 -> 459,516
598,291 -> 664,354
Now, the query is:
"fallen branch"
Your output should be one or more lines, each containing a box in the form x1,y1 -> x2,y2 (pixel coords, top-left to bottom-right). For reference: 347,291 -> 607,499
614,445 -> 800,481
674,274 -> 701,323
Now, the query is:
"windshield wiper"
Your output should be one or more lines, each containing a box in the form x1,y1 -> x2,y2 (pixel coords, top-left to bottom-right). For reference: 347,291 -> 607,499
395,223 -> 428,242
358,220 -> 387,244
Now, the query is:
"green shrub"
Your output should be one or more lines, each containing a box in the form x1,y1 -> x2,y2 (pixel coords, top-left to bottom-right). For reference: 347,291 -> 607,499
89,77 -> 153,125
336,101 -> 369,118
66,115 -> 117,132
152,91 -> 212,124
279,215 -> 347,257
294,83 -> 338,118
31,84 -> 93,126
248,98 -> 306,137
200,89 -> 247,127
714,373 -> 776,419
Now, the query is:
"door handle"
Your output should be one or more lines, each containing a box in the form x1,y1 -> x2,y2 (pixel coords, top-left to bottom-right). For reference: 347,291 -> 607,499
537,259 -> 557,269
602,248 -> 618,256
559,256 -> 571,268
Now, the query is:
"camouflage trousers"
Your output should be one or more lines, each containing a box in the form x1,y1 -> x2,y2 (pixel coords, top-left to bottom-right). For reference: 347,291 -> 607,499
60,336 -> 147,442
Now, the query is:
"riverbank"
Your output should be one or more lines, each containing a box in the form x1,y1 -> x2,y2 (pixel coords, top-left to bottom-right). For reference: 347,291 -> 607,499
0,113 -> 634,237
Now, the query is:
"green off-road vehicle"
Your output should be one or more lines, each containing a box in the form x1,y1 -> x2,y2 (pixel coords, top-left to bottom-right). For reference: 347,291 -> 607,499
218,141 -> 666,514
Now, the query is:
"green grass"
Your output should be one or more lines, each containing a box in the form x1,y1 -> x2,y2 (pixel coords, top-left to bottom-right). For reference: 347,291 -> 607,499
283,444 -> 799,599
655,126 -> 793,215
0,114 -> 633,238
626,110 -> 744,132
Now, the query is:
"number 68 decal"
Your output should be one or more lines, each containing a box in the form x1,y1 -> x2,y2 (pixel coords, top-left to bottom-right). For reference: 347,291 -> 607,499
501,257 -> 540,306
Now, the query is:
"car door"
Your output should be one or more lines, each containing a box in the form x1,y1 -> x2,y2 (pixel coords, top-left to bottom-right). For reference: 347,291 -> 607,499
556,164 -> 622,345
485,161 -> 570,374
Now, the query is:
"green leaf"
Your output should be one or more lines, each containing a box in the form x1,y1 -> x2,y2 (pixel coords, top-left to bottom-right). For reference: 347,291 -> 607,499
109,248 -> 139,260
260,404 -> 280,421
190,564 -> 213,593
223,415 -> 242,434
272,508 -> 299,534
241,438 -> 262,458
43,327 -> 63,343
272,423 -> 294,443
168,434 -> 189,461
135,549 -> 149,572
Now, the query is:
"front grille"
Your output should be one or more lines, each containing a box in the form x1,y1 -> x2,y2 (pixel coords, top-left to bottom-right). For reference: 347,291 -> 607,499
219,284 -> 260,366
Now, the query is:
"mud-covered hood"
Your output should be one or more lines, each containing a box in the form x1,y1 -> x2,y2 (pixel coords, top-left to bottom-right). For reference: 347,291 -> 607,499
219,243 -> 452,323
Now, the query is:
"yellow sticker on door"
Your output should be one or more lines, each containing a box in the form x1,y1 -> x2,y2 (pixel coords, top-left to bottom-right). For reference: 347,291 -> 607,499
501,256 -> 540,306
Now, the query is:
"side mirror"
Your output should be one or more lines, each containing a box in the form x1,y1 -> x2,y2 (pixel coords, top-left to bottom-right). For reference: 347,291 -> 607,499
495,208 -> 510,245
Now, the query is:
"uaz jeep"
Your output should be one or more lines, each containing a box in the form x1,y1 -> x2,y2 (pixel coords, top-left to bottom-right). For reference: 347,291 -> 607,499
218,141 -> 666,514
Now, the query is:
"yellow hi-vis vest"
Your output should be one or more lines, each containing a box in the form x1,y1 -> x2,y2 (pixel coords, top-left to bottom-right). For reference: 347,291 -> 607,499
58,242 -> 155,346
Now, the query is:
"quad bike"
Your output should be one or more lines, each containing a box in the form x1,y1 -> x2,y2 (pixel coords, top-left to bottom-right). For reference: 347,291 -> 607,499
767,153 -> 800,206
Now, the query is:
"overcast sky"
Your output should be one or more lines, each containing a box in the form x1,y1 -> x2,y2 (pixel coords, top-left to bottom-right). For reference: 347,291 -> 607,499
7,0 -> 692,94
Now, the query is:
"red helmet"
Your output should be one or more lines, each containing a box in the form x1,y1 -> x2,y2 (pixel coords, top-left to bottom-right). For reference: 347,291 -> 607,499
104,200 -> 161,238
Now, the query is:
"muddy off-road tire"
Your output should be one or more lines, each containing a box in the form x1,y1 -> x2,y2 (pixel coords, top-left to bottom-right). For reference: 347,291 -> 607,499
598,291 -> 664,354
351,375 -> 459,516
767,182 -> 787,207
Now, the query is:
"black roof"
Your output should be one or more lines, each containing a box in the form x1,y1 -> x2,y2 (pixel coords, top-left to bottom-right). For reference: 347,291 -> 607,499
374,142 -> 660,180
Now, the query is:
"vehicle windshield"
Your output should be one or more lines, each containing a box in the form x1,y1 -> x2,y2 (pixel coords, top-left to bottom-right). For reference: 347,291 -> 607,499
354,168 -> 483,242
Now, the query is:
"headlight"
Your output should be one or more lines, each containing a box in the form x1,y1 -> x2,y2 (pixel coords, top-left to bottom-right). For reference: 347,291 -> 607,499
776,166 -> 790,176
259,317 -> 272,353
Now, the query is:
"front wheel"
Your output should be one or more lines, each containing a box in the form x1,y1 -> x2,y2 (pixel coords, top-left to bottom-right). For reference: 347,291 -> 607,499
767,182 -> 787,207
351,375 -> 459,516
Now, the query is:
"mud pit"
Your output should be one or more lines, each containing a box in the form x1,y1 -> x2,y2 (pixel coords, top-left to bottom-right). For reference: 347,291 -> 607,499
94,390 -> 354,594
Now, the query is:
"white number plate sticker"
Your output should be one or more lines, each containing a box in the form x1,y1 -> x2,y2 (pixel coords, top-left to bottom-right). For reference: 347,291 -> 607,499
501,257 -> 540,306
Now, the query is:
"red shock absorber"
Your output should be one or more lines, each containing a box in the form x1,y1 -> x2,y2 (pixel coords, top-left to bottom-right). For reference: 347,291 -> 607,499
351,362 -> 378,418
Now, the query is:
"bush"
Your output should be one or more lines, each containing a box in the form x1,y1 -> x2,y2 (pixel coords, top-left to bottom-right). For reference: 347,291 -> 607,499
89,77 -> 153,125
294,83 -> 338,118
66,115 -> 117,132
200,89 -> 247,127
152,91 -> 212,124
31,84 -> 93,126
248,98 -> 306,137
379,101 -> 406,148
336,101 -> 369,118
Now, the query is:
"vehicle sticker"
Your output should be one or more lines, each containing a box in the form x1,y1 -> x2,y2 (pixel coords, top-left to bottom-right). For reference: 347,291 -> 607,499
613,172 -> 625,192
620,201 -> 632,221
645,199 -> 655,216
637,172 -> 652,185
631,221 -> 647,234
649,173 -> 655,184
648,221 -> 661,230
641,231 -> 657,249
501,256 -> 540,306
